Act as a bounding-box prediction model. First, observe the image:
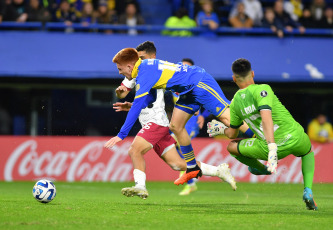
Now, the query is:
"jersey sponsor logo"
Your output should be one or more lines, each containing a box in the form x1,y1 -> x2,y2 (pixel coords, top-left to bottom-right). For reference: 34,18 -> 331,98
136,84 -> 140,91
260,90 -> 268,97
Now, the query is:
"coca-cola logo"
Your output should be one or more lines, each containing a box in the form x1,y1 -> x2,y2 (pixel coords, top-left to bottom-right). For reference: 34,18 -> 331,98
1,138 -> 325,183
4,140 -> 133,182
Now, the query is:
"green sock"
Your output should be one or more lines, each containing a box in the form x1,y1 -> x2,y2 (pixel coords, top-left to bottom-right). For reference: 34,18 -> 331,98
302,151 -> 315,189
232,154 -> 266,170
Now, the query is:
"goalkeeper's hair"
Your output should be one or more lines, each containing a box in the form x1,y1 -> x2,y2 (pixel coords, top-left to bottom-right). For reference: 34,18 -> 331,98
182,58 -> 194,66
232,58 -> 252,78
113,48 -> 139,65
136,41 -> 156,55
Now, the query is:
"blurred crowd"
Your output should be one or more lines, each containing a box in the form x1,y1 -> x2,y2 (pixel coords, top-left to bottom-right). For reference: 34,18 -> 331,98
0,0 -> 332,36
0,0 -> 145,33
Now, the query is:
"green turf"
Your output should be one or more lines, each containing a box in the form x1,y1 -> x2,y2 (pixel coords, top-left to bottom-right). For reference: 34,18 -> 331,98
0,182 -> 332,230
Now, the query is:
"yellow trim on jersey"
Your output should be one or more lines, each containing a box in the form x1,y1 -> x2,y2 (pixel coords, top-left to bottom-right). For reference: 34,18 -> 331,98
131,58 -> 142,79
216,106 -> 228,117
153,69 -> 175,89
175,104 -> 193,110
134,92 -> 148,99
197,82 -> 229,117
197,82 -> 229,107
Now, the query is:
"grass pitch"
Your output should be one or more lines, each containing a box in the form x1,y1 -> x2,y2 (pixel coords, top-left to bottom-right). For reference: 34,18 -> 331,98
0,181 -> 332,230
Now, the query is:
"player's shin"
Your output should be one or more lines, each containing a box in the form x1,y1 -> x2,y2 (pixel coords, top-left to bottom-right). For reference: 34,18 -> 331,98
133,169 -> 146,188
180,144 -> 197,169
232,154 -> 266,171
302,152 -> 315,189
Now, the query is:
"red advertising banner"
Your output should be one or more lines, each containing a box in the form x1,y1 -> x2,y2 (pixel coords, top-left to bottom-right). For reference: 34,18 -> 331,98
0,136 -> 332,183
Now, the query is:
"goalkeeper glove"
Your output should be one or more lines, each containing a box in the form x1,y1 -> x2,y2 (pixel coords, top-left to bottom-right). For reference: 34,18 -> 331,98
267,143 -> 278,174
207,119 -> 228,137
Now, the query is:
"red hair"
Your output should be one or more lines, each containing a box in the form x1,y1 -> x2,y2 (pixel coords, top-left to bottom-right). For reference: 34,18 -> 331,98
112,48 -> 139,65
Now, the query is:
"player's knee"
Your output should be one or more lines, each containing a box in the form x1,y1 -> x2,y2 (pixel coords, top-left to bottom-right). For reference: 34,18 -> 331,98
128,146 -> 141,158
227,141 -> 240,156
169,122 -> 180,134
169,163 -> 183,171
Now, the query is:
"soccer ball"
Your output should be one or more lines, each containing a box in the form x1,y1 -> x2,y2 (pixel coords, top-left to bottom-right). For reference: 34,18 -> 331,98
32,179 -> 56,203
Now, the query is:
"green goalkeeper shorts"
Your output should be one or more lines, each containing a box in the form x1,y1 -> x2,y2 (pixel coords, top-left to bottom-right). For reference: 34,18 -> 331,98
237,131 -> 312,160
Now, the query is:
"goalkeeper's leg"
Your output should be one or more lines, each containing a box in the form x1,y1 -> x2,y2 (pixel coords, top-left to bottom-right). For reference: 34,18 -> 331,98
227,139 -> 272,175
301,151 -> 317,210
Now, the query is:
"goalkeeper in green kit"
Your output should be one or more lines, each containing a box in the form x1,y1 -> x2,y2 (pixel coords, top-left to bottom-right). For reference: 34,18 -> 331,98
207,58 -> 317,211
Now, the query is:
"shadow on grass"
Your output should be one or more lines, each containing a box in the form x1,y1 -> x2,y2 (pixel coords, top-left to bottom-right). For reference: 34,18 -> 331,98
119,202 -> 322,215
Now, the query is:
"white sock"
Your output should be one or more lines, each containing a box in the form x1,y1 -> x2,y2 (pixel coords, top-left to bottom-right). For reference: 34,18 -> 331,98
133,169 -> 146,188
199,162 -> 218,177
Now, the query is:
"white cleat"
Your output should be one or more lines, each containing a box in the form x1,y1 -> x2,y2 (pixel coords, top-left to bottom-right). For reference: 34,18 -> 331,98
217,163 -> 237,191
121,186 -> 149,200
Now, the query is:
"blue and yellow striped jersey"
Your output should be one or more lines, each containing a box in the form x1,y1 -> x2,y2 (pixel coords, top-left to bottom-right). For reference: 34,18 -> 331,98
118,58 -> 207,139
133,59 -> 205,99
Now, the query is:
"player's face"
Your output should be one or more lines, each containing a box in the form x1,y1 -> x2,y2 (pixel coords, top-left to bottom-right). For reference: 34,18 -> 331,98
116,63 -> 133,80
138,51 -> 156,60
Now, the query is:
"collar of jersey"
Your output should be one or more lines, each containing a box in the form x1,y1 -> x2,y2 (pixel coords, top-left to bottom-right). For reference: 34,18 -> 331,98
131,58 -> 142,79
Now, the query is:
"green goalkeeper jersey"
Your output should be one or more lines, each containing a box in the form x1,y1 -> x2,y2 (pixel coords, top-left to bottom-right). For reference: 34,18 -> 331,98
230,84 -> 304,146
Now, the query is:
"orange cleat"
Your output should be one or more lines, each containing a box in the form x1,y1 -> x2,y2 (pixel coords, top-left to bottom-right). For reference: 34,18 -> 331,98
174,165 -> 202,185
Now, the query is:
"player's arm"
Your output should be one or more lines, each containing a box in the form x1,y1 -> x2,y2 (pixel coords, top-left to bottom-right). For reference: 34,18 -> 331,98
260,109 -> 275,144
104,94 -> 151,149
256,85 -> 278,173
224,106 -> 242,138
104,72 -> 157,149
224,127 -> 239,139
115,78 -> 135,99
260,109 -> 278,173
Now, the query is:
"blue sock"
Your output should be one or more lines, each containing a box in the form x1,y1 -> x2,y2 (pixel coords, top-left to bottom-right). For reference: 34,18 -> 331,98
180,144 -> 196,168
244,128 -> 255,138
187,179 -> 195,185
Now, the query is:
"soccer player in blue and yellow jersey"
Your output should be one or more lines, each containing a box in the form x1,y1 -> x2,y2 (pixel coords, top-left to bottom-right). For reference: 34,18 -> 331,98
173,58 -> 210,195
104,48 -> 251,186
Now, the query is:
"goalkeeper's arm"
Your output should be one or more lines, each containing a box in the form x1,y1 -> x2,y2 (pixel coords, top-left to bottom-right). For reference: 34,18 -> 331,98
224,127 -> 239,139
260,109 -> 278,174
207,119 -> 239,138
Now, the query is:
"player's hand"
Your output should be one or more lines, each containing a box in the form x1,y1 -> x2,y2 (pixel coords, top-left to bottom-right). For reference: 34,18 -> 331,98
104,136 -> 122,150
116,85 -> 128,93
115,85 -> 129,98
267,143 -> 278,174
197,115 -> 205,129
207,119 -> 228,137
113,101 -> 132,112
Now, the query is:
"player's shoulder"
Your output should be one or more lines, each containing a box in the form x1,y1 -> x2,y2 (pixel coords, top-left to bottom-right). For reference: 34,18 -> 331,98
252,84 -> 274,95
140,59 -> 159,68
252,83 -> 272,90
230,90 -> 242,105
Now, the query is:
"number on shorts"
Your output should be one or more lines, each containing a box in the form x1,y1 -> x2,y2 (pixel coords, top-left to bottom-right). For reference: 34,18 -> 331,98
245,139 -> 254,147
